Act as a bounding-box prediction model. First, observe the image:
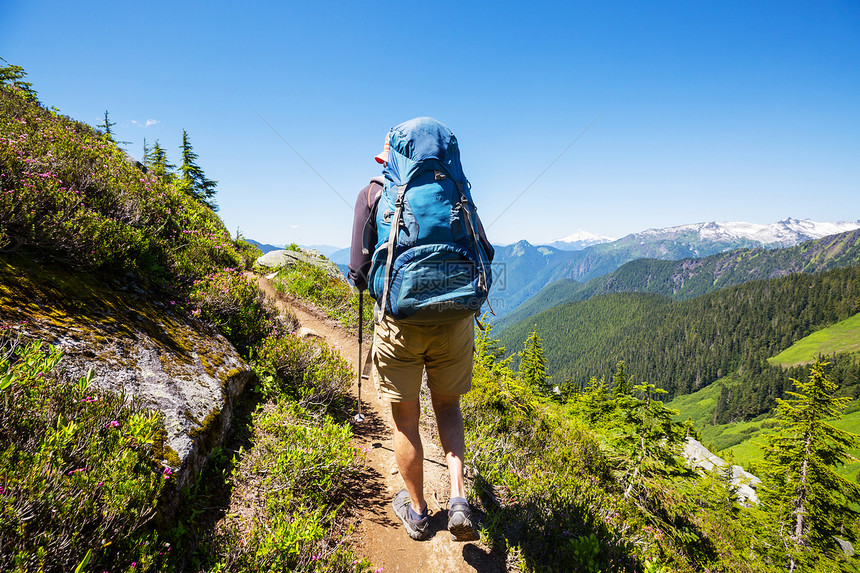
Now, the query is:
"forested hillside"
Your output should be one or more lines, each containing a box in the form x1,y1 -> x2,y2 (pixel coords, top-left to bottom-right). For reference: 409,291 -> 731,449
499,264 -> 860,401
497,229 -> 860,330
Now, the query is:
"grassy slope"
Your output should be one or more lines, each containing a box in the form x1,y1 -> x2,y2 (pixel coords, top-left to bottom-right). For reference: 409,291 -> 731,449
666,377 -> 724,427
669,374 -> 860,481
0,78 -> 370,572
709,410 -> 860,482
768,311 -> 860,367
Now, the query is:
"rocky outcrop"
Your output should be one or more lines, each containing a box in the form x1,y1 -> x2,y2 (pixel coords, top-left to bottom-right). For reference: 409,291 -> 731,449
256,248 -> 346,282
0,256 -> 254,497
683,437 -> 761,505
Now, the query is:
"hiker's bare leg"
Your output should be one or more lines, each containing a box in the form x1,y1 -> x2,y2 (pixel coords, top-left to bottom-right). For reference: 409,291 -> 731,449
391,399 -> 427,513
430,391 -> 466,500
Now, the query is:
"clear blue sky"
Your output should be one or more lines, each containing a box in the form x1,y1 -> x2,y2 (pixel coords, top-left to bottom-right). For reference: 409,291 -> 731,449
3,1 -> 858,247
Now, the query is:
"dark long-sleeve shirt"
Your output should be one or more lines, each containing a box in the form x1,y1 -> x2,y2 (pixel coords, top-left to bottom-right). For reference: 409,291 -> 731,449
347,177 -> 384,291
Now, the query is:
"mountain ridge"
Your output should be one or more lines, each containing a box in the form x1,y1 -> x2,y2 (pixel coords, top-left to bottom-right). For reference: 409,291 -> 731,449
490,217 -> 860,319
496,228 -> 860,330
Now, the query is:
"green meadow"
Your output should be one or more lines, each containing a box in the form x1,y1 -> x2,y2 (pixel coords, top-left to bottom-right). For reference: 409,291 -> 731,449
669,375 -> 860,481
769,311 -> 860,367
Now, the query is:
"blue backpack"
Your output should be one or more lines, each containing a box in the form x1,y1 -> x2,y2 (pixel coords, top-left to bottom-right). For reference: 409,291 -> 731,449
368,117 -> 493,323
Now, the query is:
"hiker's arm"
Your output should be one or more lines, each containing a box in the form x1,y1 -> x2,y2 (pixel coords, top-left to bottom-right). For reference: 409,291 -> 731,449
348,183 -> 377,290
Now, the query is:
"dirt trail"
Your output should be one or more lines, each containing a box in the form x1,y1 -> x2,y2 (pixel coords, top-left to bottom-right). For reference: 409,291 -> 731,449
253,274 -> 503,573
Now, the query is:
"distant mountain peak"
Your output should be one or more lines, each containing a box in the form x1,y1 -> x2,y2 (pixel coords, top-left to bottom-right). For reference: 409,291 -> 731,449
553,230 -> 616,244
510,239 -> 534,257
636,218 -> 860,247
547,230 -> 615,251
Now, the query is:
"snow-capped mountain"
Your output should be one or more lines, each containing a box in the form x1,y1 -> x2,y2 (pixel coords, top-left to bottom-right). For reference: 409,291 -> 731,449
492,218 -> 860,320
548,230 -> 616,251
635,218 -> 860,251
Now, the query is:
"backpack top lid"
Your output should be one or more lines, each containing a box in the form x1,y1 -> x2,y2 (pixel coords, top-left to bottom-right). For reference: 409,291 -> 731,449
383,117 -> 466,187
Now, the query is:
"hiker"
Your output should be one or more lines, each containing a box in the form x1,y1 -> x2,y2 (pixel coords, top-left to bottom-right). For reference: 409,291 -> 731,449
348,117 -> 494,542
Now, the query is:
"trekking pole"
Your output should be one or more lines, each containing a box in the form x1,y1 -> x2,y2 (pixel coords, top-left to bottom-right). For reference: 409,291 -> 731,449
354,290 -> 366,423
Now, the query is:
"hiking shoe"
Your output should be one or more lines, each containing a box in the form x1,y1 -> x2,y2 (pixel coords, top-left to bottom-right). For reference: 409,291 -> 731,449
447,500 -> 478,541
392,489 -> 430,541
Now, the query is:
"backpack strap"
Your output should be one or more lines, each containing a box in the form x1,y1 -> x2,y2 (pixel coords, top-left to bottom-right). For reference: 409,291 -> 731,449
376,184 -> 407,323
454,181 -> 492,311
367,176 -> 384,209
361,179 -> 384,255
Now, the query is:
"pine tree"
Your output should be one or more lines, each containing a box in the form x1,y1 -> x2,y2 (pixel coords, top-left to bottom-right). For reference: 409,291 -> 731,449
761,359 -> 860,570
614,382 -> 683,499
179,129 -> 218,211
475,317 -> 514,375
145,140 -> 175,183
682,416 -> 700,440
612,360 -> 633,397
0,57 -> 38,101
519,327 -> 549,392
99,110 -> 116,140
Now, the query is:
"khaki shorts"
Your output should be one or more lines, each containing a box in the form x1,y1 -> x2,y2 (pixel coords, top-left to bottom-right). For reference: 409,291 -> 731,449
372,314 -> 474,403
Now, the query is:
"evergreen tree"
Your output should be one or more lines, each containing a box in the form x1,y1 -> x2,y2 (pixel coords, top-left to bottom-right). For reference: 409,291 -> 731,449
612,360 -> 633,397
761,360 -> 860,570
0,57 -> 38,101
615,382 -> 684,498
179,129 -> 218,211
519,327 -> 549,392
475,317 -> 514,376
575,375 -> 612,424
682,416 -> 700,440
99,110 -> 116,140
145,140 -> 175,183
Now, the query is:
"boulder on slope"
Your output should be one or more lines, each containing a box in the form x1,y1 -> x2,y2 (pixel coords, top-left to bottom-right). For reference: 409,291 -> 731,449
255,248 -> 346,282
683,437 -> 762,506
0,256 -> 254,504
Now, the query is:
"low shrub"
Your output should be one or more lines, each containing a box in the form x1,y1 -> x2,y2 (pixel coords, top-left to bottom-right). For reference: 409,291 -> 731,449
271,260 -> 371,333
189,269 -> 288,356
233,237 -> 263,270
464,361 -> 642,572
253,332 -> 352,414
209,402 -> 370,572
0,336 -> 167,572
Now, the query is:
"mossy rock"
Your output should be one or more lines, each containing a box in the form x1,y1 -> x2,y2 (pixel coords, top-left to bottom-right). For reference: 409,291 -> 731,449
0,254 -> 255,496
